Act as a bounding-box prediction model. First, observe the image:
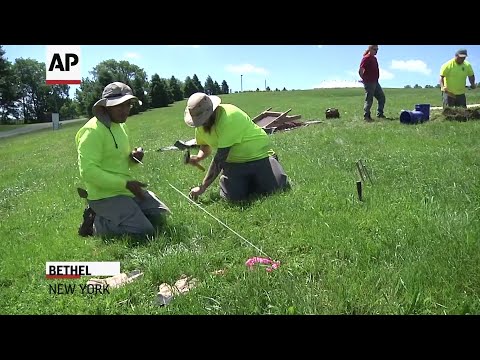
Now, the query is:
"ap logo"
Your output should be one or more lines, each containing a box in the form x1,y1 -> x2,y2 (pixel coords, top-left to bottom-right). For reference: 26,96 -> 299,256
46,45 -> 81,85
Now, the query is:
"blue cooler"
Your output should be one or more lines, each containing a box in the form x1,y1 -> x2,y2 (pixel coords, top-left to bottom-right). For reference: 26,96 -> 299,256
415,104 -> 431,121
400,110 -> 424,124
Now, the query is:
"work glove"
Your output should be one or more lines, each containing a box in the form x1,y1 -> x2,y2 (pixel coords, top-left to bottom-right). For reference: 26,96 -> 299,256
130,147 -> 144,163
126,180 -> 147,200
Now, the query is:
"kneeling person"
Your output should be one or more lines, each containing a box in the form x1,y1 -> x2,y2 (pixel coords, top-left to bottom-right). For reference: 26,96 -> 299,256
184,92 -> 290,202
75,82 -> 170,238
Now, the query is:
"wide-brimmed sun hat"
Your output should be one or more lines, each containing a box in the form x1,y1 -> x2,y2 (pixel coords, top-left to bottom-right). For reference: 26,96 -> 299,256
184,92 -> 221,127
93,82 -> 142,114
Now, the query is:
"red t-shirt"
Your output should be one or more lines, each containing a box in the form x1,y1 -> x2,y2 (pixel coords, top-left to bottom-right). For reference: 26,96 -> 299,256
359,54 -> 379,83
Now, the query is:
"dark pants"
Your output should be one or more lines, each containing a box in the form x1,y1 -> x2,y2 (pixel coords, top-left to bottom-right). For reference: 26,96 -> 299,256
442,92 -> 467,108
363,82 -> 386,117
88,190 -> 170,238
219,156 -> 289,202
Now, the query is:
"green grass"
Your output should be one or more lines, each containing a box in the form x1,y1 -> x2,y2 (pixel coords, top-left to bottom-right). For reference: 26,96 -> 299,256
0,124 -> 24,132
1,88 -> 480,314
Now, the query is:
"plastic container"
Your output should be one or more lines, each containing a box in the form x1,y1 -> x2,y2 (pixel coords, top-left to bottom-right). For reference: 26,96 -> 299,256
415,104 -> 430,121
400,110 -> 424,124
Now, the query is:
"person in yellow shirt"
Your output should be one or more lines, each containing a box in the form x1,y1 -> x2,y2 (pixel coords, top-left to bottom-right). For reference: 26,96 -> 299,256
440,48 -> 476,108
75,82 -> 170,238
183,92 -> 290,202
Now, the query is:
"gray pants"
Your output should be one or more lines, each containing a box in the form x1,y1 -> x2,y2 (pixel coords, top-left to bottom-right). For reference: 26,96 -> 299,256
363,82 -> 386,117
88,190 -> 170,238
442,92 -> 467,108
219,156 -> 289,202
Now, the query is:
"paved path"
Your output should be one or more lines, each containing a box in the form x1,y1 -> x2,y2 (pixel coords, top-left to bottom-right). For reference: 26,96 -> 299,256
0,118 -> 88,139
430,103 -> 480,110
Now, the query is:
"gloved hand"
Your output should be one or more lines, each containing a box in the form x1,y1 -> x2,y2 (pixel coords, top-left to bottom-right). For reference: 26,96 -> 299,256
126,180 -> 147,200
130,147 -> 144,163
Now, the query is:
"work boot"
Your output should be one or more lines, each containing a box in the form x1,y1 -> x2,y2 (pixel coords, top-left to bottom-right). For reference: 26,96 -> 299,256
364,114 -> 373,122
377,113 -> 386,119
78,207 -> 95,237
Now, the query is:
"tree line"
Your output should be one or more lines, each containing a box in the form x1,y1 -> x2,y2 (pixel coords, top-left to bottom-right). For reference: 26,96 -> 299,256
0,45 -> 231,124
404,83 -> 480,89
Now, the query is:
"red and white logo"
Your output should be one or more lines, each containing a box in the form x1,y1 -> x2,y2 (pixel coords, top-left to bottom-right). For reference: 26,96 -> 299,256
46,45 -> 81,85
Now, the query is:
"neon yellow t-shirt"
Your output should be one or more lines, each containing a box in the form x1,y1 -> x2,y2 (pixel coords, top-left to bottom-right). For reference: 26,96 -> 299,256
440,59 -> 474,95
195,104 -> 275,163
75,118 -> 134,200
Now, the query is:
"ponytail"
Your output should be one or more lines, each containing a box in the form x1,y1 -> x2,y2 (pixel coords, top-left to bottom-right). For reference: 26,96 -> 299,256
202,108 -> 217,134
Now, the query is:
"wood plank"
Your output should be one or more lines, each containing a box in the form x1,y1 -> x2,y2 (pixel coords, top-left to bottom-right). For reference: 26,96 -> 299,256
251,107 -> 273,123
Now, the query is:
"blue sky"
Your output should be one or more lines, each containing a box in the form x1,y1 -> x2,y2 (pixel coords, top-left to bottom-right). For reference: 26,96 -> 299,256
3,45 -> 479,97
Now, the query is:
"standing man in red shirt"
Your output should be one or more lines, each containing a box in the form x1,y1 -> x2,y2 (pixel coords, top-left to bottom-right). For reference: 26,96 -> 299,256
358,45 -> 386,122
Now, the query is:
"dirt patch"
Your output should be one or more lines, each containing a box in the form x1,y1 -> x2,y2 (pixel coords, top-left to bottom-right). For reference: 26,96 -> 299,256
442,107 -> 480,121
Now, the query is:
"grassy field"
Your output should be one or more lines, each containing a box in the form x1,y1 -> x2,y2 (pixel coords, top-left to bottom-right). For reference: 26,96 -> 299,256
0,124 -> 24,132
1,88 -> 479,315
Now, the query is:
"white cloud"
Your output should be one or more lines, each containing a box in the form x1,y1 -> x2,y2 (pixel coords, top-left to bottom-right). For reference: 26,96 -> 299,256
124,52 -> 141,59
390,59 -> 431,75
313,80 -> 363,89
380,68 -> 395,80
225,63 -> 269,75
318,69 -> 394,88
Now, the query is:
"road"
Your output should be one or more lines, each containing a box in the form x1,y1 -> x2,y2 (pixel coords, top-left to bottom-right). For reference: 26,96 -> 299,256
0,118 -> 88,139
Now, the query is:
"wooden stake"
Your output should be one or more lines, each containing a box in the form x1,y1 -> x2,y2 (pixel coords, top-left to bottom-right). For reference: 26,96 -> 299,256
356,181 -> 363,201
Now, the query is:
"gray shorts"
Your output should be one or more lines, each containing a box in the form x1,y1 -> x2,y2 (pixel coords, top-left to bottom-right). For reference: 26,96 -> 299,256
219,156 -> 289,202
88,190 -> 170,238
443,92 -> 467,108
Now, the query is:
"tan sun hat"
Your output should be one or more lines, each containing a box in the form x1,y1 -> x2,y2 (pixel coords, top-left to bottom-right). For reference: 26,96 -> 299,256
93,82 -> 142,115
184,92 -> 221,127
